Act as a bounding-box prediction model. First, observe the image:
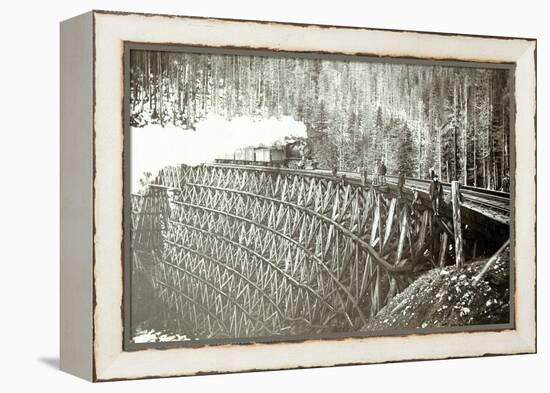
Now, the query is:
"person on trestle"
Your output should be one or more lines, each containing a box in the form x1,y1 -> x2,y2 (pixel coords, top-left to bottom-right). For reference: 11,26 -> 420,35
378,160 -> 387,185
331,163 -> 338,177
429,173 -> 443,216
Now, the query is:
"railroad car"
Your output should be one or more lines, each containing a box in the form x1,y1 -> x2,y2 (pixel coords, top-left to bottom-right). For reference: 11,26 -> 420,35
255,147 -> 286,166
234,147 -> 255,164
215,151 -> 235,164
214,138 -> 316,168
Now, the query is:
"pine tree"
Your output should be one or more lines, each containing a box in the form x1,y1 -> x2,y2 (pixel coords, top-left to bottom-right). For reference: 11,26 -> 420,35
396,122 -> 416,176
128,50 -> 511,189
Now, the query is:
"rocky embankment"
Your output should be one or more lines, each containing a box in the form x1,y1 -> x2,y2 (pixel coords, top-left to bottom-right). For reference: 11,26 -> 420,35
365,246 -> 510,330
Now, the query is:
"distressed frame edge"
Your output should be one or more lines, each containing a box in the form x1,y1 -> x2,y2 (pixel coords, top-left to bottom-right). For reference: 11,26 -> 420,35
59,11 -> 95,381
91,11 -> 537,381
91,9 -> 538,42
511,40 -> 537,354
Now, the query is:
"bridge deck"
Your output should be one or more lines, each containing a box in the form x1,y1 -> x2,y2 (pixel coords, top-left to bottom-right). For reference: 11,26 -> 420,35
207,163 -> 510,226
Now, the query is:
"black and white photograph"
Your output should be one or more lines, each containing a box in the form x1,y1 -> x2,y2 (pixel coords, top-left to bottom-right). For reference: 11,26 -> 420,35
0,0 -> 544,387
126,46 -> 513,347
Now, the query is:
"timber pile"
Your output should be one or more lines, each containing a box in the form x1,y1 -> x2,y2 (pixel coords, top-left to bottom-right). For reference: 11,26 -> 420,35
365,245 -> 510,330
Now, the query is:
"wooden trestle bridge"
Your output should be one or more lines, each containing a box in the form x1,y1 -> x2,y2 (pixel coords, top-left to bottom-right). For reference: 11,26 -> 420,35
130,164 -> 510,340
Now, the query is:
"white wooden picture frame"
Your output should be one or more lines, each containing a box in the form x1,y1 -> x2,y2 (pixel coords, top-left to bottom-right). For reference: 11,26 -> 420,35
60,10 -> 536,381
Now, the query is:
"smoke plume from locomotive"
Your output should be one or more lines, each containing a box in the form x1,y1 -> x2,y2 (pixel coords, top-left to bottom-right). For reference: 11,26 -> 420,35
131,115 -> 307,192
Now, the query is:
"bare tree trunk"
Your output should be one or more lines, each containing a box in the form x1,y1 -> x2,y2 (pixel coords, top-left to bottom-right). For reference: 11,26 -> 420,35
385,121 -> 390,165
493,150 -> 497,190
483,157 -> 487,188
418,127 -> 422,178
458,76 -> 459,180
147,52 -> 151,112
463,78 -> 468,185
473,107 -> 477,187
157,52 -> 163,125
438,118 -> 442,178
500,96 -> 506,186
487,77 -> 494,190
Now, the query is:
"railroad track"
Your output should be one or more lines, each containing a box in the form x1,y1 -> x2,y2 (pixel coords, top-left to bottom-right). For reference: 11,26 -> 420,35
385,175 -> 510,216
310,168 -> 510,216
204,163 -> 510,220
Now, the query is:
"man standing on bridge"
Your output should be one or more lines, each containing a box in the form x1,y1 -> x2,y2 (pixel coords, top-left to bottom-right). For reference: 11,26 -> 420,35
378,160 -> 387,185
332,163 -> 338,177
429,173 -> 443,216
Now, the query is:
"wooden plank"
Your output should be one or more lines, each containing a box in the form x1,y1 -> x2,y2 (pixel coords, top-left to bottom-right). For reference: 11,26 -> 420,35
370,196 -> 380,245
395,206 -> 408,263
416,210 -> 429,254
439,231 -> 448,267
383,198 -> 398,247
386,276 -> 398,304
440,218 -> 454,237
377,194 -> 383,253
451,181 -> 465,269
359,254 -> 370,298
407,212 -> 415,261
372,268 -> 380,317
472,239 -> 510,285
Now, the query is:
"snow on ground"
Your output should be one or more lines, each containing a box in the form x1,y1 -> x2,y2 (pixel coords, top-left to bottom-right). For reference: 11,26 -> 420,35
130,115 -> 307,192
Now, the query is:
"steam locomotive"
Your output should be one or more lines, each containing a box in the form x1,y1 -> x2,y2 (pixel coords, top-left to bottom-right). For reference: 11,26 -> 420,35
215,139 -> 315,169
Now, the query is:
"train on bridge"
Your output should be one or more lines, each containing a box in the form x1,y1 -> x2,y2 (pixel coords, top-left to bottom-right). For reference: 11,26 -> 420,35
215,139 -> 317,169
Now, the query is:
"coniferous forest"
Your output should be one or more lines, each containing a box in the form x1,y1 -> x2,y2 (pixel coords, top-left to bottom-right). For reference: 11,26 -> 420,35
129,50 -> 512,190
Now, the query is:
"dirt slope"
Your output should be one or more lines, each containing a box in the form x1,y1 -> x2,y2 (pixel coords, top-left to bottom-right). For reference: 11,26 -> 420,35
365,246 -> 510,331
